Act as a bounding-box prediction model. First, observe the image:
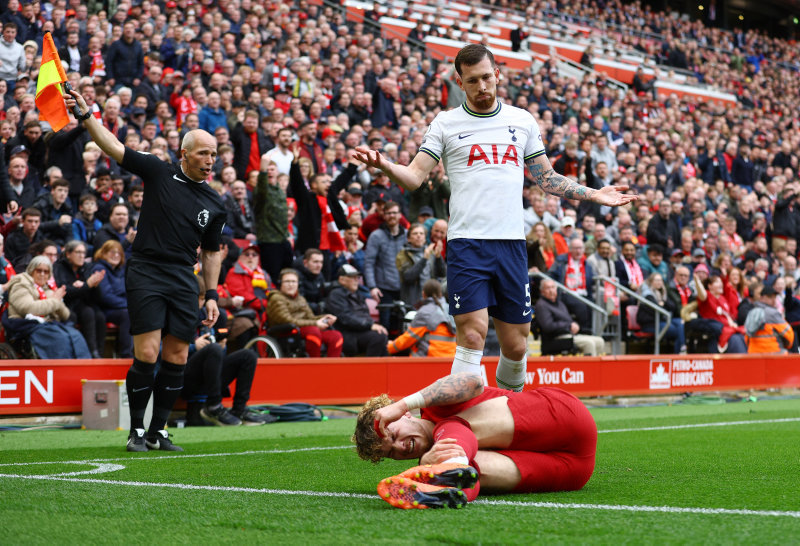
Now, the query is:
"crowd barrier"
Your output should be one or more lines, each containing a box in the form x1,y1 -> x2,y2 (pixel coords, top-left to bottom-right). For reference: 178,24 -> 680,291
1,354 -> 798,415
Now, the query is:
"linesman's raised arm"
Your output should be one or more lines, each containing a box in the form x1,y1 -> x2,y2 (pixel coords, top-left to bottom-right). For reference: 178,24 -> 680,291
526,153 -> 638,207
62,88 -> 125,164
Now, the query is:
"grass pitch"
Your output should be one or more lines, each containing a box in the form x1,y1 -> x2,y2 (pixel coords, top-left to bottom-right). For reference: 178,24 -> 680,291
2,397 -> 799,545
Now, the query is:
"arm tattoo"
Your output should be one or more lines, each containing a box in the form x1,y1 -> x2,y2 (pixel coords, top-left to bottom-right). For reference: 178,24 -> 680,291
418,372 -> 483,407
527,158 -> 597,201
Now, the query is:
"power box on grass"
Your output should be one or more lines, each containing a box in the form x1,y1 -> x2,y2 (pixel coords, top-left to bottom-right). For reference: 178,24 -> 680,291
81,379 -> 152,431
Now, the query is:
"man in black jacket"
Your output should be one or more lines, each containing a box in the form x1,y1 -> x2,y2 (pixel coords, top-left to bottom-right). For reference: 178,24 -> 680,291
325,264 -> 387,356
231,110 -> 273,180
646,198 -> 681,258
296,248 -> 326,313
534,279 -> 605,356
31,178 -> 73,246
104,21 -> 144,89
44,119 -> 91,207
772,183 -> 800,253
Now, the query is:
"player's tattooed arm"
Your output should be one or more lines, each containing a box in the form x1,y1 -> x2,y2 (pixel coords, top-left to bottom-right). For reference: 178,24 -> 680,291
526,155 -> 597,201
419,372 -> 484,407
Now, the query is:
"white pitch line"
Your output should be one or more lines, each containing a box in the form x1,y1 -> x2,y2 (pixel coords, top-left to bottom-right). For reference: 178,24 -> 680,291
0,445 -> 353,468
1,473 -> 798,519
598,417 -> 800,434
473,499 -> 800,518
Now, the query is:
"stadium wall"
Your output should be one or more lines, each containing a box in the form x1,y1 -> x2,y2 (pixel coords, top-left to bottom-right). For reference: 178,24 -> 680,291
1,354 -> 798,415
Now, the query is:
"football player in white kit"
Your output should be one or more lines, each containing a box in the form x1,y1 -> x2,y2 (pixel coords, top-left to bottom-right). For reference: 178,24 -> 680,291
354,45 -> 637,391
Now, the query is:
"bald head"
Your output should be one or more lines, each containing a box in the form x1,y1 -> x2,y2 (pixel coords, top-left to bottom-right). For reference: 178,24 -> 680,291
181,129 -> 216,153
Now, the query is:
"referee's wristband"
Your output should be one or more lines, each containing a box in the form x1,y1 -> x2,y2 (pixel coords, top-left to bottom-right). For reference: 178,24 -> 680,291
402,392 -> 425,411
77,109 -> 92,121
204,289 -> 219,302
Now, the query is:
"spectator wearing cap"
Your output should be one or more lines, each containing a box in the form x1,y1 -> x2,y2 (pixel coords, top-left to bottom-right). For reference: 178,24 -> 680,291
552,215 -> 575,256
6,120 -> 45,182
104,21 -> 144,89
325,264 -> 388,356
224,243 -> 272,320
415,206 -> 434,225
232,110 -> 273,181
745,284 -> 794,354
639,243 -> 672,282
0,23 -> 25,90
31,178 -> 73,246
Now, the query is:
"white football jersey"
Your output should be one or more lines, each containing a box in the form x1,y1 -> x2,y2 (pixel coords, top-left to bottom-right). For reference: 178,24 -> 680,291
418,101 -> 546,241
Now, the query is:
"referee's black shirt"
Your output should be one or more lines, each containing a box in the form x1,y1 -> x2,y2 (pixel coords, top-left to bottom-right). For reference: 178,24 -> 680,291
120,147 -> 226,267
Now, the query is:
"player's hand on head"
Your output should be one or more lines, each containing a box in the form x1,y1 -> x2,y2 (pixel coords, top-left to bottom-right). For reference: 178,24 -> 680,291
420,438 -> 467,465
374,401 -> 408,438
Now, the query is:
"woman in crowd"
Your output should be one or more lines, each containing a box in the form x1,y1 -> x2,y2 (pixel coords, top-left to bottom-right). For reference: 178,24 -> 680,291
267,268 -> 343,357
4,256 -> 91,358
695,272 -> 746,353
637,272 -> 686,354
526,221 -> 556,273
53,240 -> 107,358
395,223 -> 445,307
91,240 -> 133,358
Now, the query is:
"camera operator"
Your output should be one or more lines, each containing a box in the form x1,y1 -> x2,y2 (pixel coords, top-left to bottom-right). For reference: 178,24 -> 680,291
181,278 -> 276,426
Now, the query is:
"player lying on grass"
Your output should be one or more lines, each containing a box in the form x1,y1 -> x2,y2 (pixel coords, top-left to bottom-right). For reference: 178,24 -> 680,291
353,372 -> 597,509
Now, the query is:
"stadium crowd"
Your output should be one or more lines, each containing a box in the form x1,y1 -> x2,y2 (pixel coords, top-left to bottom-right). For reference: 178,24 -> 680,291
0,0 -> 798,360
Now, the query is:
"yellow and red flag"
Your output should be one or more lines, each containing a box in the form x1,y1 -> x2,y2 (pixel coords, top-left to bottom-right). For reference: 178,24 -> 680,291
35,32 -> 69,132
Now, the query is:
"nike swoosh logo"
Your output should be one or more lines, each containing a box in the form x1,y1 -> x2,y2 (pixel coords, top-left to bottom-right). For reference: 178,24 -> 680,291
523,309 -> 532,317
458,133 -> 474,140
173,174 -> 187,183
131,387 -> 150,392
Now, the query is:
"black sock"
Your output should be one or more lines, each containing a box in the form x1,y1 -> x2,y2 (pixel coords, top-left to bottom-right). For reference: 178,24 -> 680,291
126,359 -> 155,431
148,360 -> 185,436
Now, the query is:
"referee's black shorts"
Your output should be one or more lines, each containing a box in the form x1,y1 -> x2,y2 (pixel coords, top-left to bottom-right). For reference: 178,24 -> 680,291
126,257 -> 199,343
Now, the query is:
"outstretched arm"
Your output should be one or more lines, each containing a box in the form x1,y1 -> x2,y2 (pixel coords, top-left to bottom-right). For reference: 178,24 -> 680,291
374,372 -> 483,436
527,154 -> 638,207
352,146 -> 436,192
63,88 -> 125,164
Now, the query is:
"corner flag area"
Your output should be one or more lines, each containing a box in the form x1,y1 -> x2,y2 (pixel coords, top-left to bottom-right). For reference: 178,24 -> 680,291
2,398 -> 799,542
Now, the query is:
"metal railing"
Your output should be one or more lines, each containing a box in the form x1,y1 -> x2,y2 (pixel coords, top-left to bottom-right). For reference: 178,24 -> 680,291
594,275 -> 672,355
530,271 -> 611,352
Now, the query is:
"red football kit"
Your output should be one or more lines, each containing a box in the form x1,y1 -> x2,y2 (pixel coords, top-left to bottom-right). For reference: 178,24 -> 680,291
421,387 -> 597,499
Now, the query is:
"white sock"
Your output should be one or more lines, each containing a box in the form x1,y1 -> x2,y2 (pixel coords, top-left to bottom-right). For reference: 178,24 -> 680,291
443,456 -> 469,465
451,346 -> 483,375
496,352 -> 527,392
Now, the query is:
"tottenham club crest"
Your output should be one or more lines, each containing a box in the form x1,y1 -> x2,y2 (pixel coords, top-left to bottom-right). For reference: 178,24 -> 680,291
197,209 -> 209,228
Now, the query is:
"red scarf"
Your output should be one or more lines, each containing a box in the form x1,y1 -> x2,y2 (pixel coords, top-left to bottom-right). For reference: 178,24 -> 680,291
247,131 -> 261,177
675,282 -> 692,306
35,284 -> 47,300
317,195 -> 345,251
565,255 -> 586,293
624,258 -> 644,287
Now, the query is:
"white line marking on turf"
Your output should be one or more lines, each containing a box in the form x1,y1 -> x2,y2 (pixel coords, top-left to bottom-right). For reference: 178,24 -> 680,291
0,445 -> 353,468
473,499 -> 800,518
1,473 -> 798,519
598,417 -> 800,434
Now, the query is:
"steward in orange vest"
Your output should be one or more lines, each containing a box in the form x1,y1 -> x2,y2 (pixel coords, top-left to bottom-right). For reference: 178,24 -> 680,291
387,280 -> 456,357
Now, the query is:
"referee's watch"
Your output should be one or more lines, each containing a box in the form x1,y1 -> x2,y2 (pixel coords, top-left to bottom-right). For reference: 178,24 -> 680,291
76,109 -> 92,122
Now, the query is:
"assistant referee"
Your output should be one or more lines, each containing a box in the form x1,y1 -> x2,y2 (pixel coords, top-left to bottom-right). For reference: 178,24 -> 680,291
65,89 -> 226,452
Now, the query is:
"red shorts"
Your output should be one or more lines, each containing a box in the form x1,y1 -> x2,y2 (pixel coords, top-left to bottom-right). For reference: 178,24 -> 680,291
497,387 -> 597,493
